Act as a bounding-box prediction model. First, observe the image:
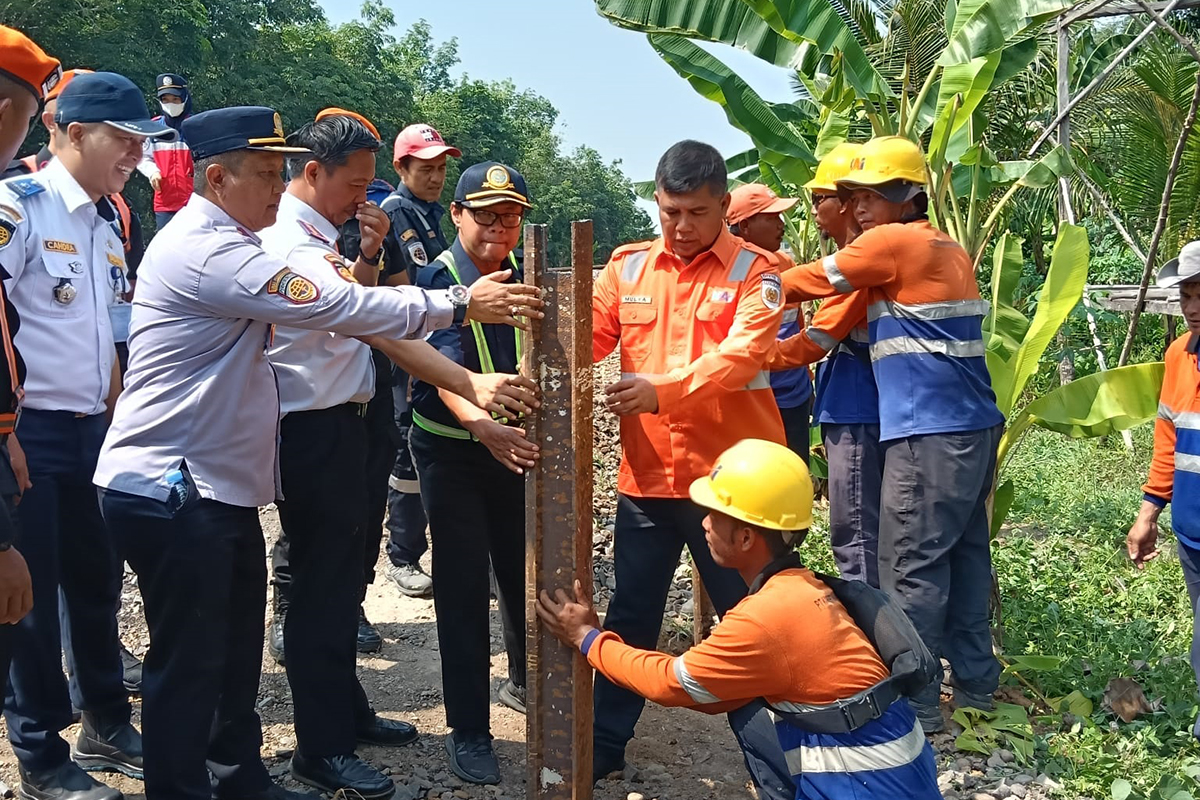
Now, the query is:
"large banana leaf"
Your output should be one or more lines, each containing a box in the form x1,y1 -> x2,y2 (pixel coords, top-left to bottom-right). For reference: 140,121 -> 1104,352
983,232 -> 1030,366
928,52 -> 1001,167
594,0 -> 804,68
940,0 -> 1071,67
994,223 -> 1089,417
740,0 -> 893,98
647,33 -> 819,183
998,362 -> 1166,468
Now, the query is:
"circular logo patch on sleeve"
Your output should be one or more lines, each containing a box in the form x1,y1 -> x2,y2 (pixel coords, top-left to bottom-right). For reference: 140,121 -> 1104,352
267,269 -> 320,304
761,273 -> 782,310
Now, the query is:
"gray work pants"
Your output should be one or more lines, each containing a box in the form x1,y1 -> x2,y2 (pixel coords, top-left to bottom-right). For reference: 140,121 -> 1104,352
879,425 -> 1003,709
823,423 -> 884,587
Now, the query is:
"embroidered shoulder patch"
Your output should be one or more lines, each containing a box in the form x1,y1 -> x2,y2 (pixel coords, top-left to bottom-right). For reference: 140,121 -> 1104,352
106,252 -> 125,268
324,253 -> 359,283
761,273 -> 782,310
267,269 -> 320,305
407,241 -> 428,266
399,228 -> 417,242
0,219 -> 13,250
43,239 -> 79,254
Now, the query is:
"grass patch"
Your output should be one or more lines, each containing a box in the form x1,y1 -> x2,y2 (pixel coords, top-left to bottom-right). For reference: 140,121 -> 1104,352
997,426 -> 1200,796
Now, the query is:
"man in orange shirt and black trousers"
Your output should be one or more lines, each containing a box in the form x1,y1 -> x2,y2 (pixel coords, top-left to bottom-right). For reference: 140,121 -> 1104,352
590,140 -> 792,797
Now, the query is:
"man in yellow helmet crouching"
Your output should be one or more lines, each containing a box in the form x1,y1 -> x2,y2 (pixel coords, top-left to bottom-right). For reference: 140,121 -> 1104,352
537,439 -> 942,799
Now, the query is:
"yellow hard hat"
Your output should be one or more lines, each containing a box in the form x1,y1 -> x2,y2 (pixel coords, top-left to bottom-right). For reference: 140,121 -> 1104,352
804,142 -> 863,193
688,439 -> 813,531
837,135 -> 927,188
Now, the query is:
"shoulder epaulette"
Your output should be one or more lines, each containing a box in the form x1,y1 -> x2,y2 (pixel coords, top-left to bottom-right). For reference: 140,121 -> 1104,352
296,219 -> 331,244
4,177 -> 44,199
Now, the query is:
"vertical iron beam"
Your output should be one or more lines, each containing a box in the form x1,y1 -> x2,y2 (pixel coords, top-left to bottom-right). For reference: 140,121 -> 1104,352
524,221 -> 594,799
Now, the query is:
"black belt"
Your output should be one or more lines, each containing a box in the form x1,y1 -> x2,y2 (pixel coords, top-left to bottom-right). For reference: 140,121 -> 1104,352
767,677 -> 902,734
343,401 -> 369,418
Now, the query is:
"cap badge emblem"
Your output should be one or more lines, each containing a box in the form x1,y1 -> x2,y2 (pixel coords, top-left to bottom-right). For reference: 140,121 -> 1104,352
484,165 -> 513,191
273,112 -> 284,139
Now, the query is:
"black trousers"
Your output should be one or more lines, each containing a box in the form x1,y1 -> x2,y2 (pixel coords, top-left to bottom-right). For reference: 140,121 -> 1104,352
410,427 -> 525,734
6,411 -> 127,772
778,398 -> 812,464
362,378 -> 397,593
102,488 -> 271,800
273,405 -> 374,757
0,453 -> 20,710
385,375 -> 428,567
594,495 -> 794,800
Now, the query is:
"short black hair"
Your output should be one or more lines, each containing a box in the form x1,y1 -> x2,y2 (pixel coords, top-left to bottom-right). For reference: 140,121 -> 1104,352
285,115 -> 380,179
397,155 -> 414,170
193,150 -> 248,195
655,139 -> 727,197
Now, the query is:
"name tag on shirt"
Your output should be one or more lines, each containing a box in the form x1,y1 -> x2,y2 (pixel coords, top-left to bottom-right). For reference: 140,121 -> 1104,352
622,295 -> 652,304
710,288 -> 734,303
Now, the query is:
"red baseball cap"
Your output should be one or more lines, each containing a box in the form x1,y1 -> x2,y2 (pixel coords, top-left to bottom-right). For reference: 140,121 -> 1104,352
727,183 -> 798,226
393,123 -> 461,162
0,25 -> 61,102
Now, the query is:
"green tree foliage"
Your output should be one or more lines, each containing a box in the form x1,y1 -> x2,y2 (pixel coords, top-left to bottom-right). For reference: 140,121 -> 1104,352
4,0 -> 653,262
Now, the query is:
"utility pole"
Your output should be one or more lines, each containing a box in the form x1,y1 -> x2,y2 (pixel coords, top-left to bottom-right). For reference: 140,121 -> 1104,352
524,221 -> 595,800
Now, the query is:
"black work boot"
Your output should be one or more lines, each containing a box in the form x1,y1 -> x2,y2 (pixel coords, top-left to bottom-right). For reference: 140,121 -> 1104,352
19,761 -> 122,800
118,646 -> 142,695
445,730 -> 500,785
357,606 -> 382,654
267,597 -> 286,666
290,752 -> 394,800
71,713 -> 143,780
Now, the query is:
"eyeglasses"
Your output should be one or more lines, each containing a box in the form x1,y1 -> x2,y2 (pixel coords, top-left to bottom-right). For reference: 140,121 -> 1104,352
468,207 -> 524,229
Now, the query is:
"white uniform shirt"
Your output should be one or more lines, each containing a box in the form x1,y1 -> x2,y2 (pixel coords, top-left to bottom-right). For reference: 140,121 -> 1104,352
0,160 -> 123,414
262,193 -> 374,414
94,193 -> 455,507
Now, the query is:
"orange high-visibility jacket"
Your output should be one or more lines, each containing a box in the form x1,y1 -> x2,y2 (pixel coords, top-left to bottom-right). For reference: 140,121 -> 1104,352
1144,333 -> 1200,547
593,229 -> 786,498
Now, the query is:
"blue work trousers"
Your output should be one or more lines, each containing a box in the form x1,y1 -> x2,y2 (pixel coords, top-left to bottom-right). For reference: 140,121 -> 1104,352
823,423 -> 884,588
5,410 -> 127,771
594,494 -> 795,800
102,487 -> 271,800
878,425 -> 1003,709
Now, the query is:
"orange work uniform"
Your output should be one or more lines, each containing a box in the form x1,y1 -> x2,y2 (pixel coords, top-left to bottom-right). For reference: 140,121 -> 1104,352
1144,333 -> 1200,546
593,229 -> 786,498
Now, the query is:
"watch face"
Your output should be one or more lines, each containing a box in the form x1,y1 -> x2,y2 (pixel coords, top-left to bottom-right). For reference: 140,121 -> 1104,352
449,284 -> 469,303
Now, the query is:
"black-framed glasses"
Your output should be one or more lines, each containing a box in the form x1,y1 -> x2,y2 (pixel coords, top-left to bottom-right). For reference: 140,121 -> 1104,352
468,207 -> 524,228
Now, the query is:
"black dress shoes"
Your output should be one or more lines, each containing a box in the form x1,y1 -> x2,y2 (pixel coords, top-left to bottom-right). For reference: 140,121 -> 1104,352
267,608 -> 286,666
17,762 -> 121,800
118,646 -> 142,695
219,783 -> 318,800
356,714 -> 418,747
357,606 -> 383,654
71,714 -> 143,780
289,752 -> 394,800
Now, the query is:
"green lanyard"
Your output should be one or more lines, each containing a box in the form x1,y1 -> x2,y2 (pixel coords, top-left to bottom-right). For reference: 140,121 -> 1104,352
436,250 -> 523,373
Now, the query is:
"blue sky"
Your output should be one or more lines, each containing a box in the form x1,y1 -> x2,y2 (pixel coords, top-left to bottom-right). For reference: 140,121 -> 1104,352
317,0 -> 795,223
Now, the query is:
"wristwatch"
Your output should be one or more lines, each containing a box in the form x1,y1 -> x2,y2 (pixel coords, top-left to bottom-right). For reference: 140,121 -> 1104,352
359,248 -> 382,267
448,284 -> 471,325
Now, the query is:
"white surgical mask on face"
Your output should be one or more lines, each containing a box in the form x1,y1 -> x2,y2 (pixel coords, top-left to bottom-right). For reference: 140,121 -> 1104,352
160,101 -> 185,118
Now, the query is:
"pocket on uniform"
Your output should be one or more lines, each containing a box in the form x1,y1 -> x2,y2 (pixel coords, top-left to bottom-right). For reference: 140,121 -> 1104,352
36,251 -> 88,318
619,304 -> 657,363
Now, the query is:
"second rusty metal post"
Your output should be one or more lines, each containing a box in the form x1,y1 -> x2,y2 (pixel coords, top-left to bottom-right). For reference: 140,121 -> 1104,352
523,221 -> 594,799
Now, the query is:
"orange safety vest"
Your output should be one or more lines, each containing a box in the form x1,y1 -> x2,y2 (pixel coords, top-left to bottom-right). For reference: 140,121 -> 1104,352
592,228 -> 786,498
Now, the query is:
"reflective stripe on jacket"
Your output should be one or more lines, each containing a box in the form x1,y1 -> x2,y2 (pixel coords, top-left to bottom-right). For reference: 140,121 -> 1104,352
1144,334 -> 1200,546
780,221 -> 1003,441
593,229 -> 785,498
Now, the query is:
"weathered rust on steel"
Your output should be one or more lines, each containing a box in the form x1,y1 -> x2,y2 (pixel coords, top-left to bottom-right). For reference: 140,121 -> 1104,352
524,221 -> 595,799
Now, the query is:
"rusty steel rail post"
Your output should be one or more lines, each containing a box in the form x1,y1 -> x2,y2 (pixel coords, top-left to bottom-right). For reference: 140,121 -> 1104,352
523,221 -> 594,799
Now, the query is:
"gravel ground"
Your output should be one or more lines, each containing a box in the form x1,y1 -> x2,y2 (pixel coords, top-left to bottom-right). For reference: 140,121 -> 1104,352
0,357 -> 1064,799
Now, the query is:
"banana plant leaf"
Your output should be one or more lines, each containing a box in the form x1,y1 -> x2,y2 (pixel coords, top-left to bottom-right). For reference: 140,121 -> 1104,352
940,0 -> 1072,67
647,33 -> 819,183
990,477 -> 1015,537
740,0 -> 893,98
994,223 -> 1089,418
983,232 -> 1030,368
929,52 -> 1002,167
998,362 -> 1166,468
594,0 -> 805,69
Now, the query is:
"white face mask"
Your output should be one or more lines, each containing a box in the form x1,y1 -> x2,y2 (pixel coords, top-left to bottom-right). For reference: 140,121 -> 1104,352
160,101 -> 185,118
